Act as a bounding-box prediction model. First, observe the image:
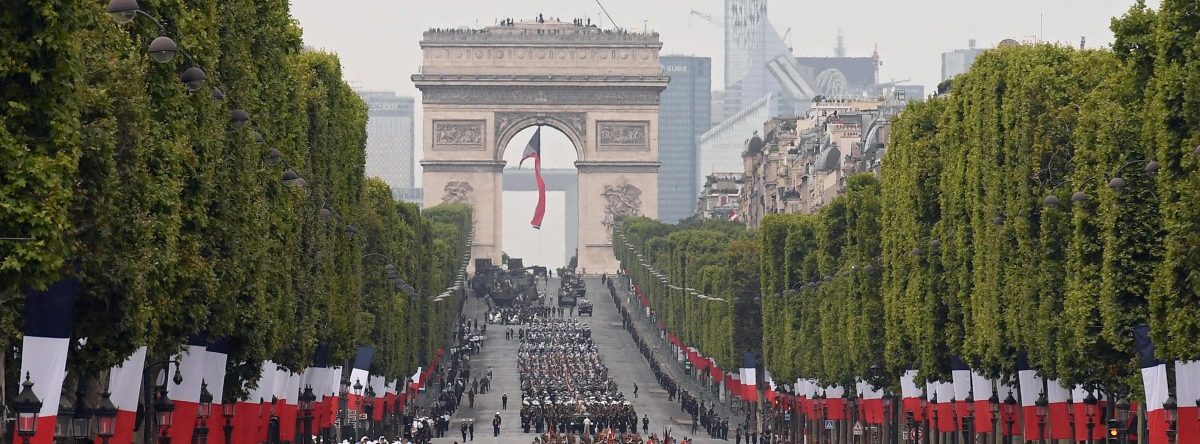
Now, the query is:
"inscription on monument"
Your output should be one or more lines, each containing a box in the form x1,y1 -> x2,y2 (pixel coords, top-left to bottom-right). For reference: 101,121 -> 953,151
432,120 -> 485,150
422,87 -> 661,106
597,121 -> 650,150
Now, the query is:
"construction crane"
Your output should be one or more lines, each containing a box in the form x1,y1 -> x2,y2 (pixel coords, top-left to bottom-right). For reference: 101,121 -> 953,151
690,9 -> 723,27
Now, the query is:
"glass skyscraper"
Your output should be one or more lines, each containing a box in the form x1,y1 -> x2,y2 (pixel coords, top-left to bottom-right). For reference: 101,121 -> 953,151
358,90 -> 416,189
658,56 -> 712,223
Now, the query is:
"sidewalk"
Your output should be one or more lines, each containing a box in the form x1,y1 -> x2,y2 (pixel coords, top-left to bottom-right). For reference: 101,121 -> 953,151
610,275 -> 741,424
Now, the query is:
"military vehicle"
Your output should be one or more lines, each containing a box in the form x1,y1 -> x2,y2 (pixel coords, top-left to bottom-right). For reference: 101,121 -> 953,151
470,257 -> 540,307
557,269 -> 586,307
577,299 -> 593,316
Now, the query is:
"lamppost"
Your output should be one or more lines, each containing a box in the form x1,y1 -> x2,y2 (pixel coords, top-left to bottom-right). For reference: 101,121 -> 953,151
1001,392 -> 1017,444
55,390 -> 74,444
962,393 -> 974,444
1067,396 -> 1076,444
94,392 -> 118,444
153,389 -> 176,444
918,392 -> 928,444
364,386 -> 376,439
1083,391 -> 1097,444
987,392 -> 998,444
73,382 -> 94,444
846,390 -> 856,444
221,395 -> 235,444
1035,391 -> 1048,444
268,396 -> 280,444
195,380 -> 212,444
882,394 -> 894,444
353,380 -> 364,442
815,391 -> 827,444
1112,398 -> 1130,444
1163,393 -> 1177,444
929,394 -> 938,444
14,374 -> 43,444
300,386 -> 316,444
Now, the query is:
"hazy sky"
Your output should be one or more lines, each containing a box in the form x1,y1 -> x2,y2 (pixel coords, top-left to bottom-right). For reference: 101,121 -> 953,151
289,0 -> 1157,264
292,0 -> 1156,96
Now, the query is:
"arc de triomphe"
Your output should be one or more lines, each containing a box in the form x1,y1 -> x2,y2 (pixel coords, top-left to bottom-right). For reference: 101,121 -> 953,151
413,20 -> 667,273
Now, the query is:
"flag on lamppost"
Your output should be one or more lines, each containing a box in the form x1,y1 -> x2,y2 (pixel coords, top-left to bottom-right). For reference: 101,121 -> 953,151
104,346 -> 146,444
520,126 -> 547,229
18,276 -> 80,444
1135,325 -> 1169,444
167,334 -> 210,444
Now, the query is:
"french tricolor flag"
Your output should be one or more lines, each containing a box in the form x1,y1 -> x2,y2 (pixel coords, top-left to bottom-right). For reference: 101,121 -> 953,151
950,356 -> 972,420
1070,386 -> 1106,442
823,385 -> 847,420
1045,378 -> 1072,440
1174,360 -> 1200,444
18,276 -> 80,444
323,364 -> 343,430
1017,352 -> 1045,441
970,371 -> 994,433
994,379 -> 1020,437
859,380 -> 884,425
301,345 -> 332,433
203,339 -> 230,444
520,126 -> 547,229
346,346 -> 375,420
1136,325 -> 1169,444
276,370 -> 301,443
927,380 -> 955,432
168,335 -> 210,444
235,361 -> 277,444
900,370 -> 924,422
103,346 -> 146,444
739,353 -> 758,402
370,375 -> 388,421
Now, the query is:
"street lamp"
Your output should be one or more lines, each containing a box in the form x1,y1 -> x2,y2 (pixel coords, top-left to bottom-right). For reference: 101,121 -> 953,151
300,386 -> 317,444
1164,394 -> 1178,444
196,380 -> 212,444
963,393 -> 974,444
95,392 -> 118,444
14,373 -> 43,444
180,66 -> 207,92
221,396 -> 235,444
930,393 -> 939,444
153,390 -> 175,444
1001,392 -> 1017,444
365,386 -> 376,438
1083,391 -> 1097,444
881,394 -> 894,444
1035,391 -> 1048,444
74,384 -> 94,444
55,390 -> 74,443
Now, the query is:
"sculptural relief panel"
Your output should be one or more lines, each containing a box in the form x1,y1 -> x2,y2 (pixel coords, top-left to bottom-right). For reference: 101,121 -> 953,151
596,121 -> 649,150
432,120 -> 486,150
441,181 -> 474,205
600,182 -> 642,233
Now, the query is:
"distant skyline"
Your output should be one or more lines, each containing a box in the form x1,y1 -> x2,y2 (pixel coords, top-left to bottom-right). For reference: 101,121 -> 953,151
293,0 -> 1157,96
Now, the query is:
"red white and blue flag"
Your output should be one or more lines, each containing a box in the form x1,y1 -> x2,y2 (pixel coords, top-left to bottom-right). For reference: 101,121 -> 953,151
1136,326 -> 1169,444
19,277 -> 80,444
520,126 -> 547,229
104,346 -> 146,444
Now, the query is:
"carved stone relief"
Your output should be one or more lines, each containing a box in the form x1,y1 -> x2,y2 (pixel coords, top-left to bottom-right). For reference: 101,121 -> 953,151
441,181 -> 474,204
433,120 -> 485,150
597,121 -> 649,150
496,112 -> 587,148
601,182 -> 643,233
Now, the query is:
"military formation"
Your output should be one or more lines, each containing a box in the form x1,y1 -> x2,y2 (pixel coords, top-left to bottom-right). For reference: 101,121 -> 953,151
518,318 -> 639,437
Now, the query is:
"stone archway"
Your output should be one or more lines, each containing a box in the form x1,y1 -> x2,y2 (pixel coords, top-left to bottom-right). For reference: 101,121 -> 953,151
414,19 -> 667,273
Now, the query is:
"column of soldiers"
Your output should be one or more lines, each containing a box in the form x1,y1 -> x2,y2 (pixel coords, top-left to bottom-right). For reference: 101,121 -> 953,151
607,279 -> 730,441
517,318 -> 640,444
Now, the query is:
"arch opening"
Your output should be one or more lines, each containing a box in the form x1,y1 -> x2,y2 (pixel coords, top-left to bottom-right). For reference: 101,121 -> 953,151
500,125 -> 580,270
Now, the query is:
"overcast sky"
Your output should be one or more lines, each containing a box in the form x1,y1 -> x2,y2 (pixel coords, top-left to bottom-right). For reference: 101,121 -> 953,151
289,0 -> 1157,264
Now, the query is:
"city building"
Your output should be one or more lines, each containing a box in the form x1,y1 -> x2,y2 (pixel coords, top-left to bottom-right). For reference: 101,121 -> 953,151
941,39 -> 984,81
736,96 -> 903,227
699,94 -> 774,190
697,173 -> 744,220
391,187 -> 424,206
358,90 -> 416,188
711,90 -> 726,128
658,55 -> 712,223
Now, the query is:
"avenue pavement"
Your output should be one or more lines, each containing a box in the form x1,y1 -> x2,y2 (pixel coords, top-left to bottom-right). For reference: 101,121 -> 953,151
432,277 -> 730,444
